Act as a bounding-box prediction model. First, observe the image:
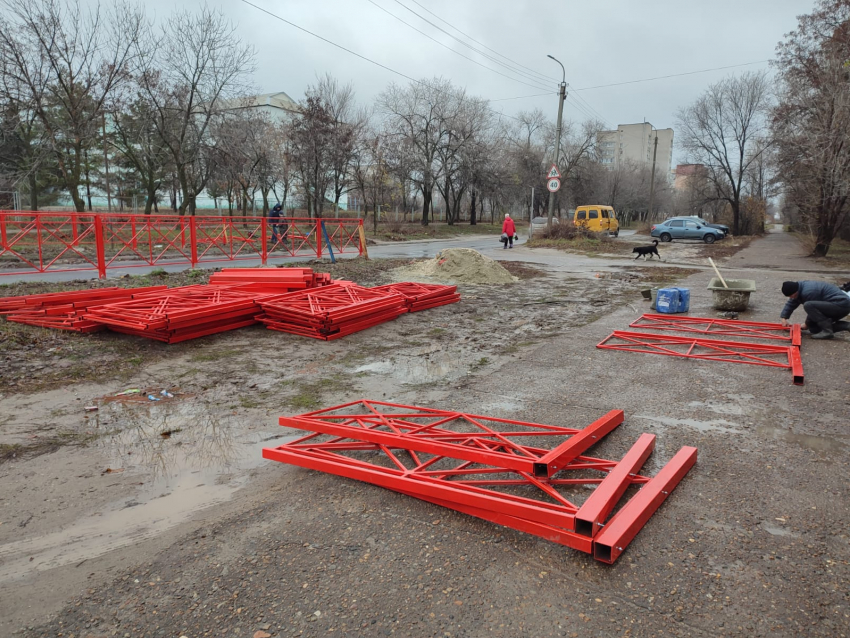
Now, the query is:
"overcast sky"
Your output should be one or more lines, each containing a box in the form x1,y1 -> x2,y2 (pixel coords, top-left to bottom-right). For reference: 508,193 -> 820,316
146,0 -> 807,161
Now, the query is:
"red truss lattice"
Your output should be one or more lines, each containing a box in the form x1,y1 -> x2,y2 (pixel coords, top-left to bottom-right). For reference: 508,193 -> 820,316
263,400 -> 697,564
597,330 -> 804,385
83,286 -> 264,343
2,286 -> 167,332
369,282 -> 460,312
630,313 -> 802,346
257,284 -> 407,340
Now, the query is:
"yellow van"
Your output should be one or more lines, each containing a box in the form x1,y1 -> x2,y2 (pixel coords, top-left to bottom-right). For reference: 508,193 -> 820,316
573,205 -> 619,236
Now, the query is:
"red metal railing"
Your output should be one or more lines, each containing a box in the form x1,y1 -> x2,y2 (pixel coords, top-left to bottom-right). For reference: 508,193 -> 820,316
0,211 -> 364,278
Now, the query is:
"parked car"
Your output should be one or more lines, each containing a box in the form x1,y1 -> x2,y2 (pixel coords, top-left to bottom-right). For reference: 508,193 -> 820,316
651,217 -> 725,243
572,205 -> 619,236
687,216 -> 729,236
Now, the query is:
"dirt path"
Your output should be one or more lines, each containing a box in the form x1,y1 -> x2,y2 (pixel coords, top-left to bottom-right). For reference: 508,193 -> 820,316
0,257 -> 682,635
4,233 -> 850,638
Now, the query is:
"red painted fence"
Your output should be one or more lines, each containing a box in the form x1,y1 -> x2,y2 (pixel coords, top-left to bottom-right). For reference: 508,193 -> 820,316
0,211 -> 364,278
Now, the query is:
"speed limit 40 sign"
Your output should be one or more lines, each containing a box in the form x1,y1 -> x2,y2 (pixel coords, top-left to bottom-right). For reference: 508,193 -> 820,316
547,178 -> 561,193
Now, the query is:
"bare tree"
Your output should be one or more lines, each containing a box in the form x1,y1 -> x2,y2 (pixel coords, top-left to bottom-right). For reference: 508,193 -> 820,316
288,95 -> 335,218
111,93 -> 172,214
135,6 -> 254,215
773,0 -> 850,256
379,78 -> 462,226
0,0 -> 145,211
676,71 -> 772,235
310,75 -> 362,217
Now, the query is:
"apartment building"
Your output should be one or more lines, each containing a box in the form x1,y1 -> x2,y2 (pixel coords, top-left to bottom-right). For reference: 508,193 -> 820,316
597,123 -> 674,175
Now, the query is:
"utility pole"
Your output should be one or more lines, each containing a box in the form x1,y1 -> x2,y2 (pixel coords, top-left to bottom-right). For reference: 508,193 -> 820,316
547,55 -> 566,229
647,131 -> 659,220
529,186 -> 535,238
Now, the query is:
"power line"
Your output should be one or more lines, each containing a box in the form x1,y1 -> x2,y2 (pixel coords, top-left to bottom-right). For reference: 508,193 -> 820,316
392,0 -> 556,85
573,60 -> 771,91
365,0 -> 552,92
238,0 -> 527,123
490,92 -> 556,102
567,90 -> 609,127
406,0 -> 558,84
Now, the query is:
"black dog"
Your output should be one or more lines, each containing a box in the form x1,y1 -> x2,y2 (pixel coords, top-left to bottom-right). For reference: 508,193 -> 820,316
632,240 -> 661,260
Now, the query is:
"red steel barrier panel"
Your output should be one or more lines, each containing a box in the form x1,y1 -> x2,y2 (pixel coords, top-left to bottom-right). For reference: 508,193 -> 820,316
0,212 -> 363,277
263,400 -> 698,563
597,330 -> 804,385
0,212 -> 100,274
630,313 -> 802,347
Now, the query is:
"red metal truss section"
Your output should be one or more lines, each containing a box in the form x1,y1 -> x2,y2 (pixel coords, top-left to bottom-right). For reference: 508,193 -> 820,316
263,400 -> 698,563
82,286 -> 263,343
2,286 -> 169,332
369,283 -> 460,312
257,284 -> 407,339
597,330 -> 804,385
630,313 -> 802,347
278,400 -> 624,478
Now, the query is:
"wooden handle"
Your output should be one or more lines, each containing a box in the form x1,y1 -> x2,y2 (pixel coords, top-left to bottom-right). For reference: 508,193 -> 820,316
708,257 -> 728,288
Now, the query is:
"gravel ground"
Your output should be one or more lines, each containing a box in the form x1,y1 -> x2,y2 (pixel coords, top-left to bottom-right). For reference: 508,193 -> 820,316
6,231 -> 850,638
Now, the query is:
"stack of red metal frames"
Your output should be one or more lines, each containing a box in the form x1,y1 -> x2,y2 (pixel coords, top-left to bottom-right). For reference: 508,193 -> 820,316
369,282 -> 460,312
257,284 -> 408,340
263,399 -> 697,564
83,286 -> 267,343
0,286 -> 168,332
208,267 -> 334,294
598,314 -> 804,385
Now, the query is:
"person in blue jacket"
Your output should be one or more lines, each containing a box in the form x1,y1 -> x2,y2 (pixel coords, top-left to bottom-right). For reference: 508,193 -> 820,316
779,280 -> 850,340
269,203 -> 283,245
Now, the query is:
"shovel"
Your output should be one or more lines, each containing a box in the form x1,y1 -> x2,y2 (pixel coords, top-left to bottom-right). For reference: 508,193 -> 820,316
708,257 -> 728,288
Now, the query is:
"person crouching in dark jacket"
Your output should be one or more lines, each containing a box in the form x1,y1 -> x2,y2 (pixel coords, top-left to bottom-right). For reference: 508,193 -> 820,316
780,280 -> 850,340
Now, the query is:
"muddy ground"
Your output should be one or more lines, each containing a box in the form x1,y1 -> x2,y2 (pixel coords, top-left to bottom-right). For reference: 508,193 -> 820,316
0,256 -> 687,636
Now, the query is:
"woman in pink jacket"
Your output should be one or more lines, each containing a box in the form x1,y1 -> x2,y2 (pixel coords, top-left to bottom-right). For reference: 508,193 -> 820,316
502,214 -> 516,249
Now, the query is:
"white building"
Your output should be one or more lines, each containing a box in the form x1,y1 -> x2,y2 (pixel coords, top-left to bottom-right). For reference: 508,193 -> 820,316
217,91 -> 300,122
597,123 -> 674,176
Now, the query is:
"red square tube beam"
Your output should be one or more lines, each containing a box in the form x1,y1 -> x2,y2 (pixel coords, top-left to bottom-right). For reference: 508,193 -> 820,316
261,445 -> 581,531
574,432 -> 656,538
592,445 -> 698,564
532,410 -> 624,477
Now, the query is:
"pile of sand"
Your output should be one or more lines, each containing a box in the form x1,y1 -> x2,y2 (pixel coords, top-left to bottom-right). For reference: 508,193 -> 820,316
393,248 -> 517,285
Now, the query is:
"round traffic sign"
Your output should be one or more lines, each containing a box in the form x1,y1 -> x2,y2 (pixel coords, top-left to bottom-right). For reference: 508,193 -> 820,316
547,178 -> 561,193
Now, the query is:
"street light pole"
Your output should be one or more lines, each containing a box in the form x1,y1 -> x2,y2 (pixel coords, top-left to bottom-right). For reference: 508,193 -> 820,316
547,54 -> 566,229
647,129 -> 659,220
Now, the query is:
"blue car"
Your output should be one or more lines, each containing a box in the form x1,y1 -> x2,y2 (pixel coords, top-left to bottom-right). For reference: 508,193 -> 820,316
651,217 -> 725,244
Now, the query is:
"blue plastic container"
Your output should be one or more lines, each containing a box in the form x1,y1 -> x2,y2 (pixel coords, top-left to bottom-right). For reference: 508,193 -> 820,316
675,287 -> 691,313
655,288 -> 681,314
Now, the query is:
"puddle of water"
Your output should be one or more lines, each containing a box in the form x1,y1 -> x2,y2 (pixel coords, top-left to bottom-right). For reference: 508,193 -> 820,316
355,350 -> 466,384
761,522 -> 796,537
756,425 -> 846,454
634,414 -> 741,435
0,400 -> 297,585
686,400 -> 747,416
